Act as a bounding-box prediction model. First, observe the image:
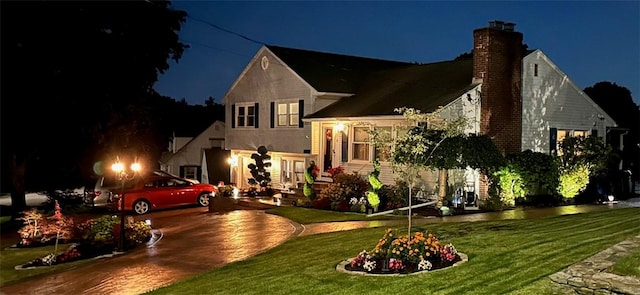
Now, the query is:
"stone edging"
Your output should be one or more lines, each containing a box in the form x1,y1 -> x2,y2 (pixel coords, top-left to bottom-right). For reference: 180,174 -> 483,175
336,252 -> 468,277
549,235 -> 640,294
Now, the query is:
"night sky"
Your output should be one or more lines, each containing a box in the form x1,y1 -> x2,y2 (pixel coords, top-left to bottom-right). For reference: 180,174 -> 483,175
154,1 -> 640,106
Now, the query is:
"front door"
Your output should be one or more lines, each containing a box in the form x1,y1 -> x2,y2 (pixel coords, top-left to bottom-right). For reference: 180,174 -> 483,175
323,127 -> 333,172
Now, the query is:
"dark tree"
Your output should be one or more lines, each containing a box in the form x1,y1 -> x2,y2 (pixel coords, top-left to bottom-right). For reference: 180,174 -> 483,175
584,82 -> 639,180
1,0 -> 187,217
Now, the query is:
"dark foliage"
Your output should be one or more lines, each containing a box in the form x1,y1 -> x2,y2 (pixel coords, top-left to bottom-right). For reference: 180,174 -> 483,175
1,1 -> 224,217
247,146 -> 272,192
584,81 -> 639,181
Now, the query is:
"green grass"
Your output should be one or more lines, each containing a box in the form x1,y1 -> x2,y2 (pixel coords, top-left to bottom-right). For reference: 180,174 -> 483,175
265,206 -> 406,224
609,247 -> 640,278
147,208 -> 640,295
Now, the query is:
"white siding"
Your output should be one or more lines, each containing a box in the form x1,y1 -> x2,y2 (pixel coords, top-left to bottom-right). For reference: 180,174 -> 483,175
224,47 -> 314,154
164,121 -> 225,178
521,50 -> 616,153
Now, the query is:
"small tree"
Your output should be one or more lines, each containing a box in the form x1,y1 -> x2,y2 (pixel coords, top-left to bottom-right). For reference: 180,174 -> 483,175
367,160 -> 382,211
303,161 -> 319,200
247,146 -> 272,195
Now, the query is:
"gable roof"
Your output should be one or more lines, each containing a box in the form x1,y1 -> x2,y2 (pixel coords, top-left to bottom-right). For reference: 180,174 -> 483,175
159,120 -> 225,164
266,45 -> 411,94
305,59 -> 476,119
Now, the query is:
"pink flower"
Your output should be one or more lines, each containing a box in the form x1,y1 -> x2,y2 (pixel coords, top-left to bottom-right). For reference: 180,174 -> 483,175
388,258 -> 404,270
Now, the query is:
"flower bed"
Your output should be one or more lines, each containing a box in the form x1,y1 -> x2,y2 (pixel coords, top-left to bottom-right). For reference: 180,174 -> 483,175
340,228 -> 464,275
12,203 -> 152,269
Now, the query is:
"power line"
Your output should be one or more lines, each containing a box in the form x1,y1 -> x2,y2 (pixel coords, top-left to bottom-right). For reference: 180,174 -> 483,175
185,15 -> 266,46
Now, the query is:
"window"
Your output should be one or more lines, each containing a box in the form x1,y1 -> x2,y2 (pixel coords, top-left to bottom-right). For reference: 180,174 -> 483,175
373,127 -> 393,162
352,127 -> 370,161
294,161 -> 305,184
277,102 -> 299,126
534,64 -> 538,77
555,129 -> 589,156
573,130 -> 587,138
183,166 -> 198,180
236,104 -> 255,127
281,159 -> 292,183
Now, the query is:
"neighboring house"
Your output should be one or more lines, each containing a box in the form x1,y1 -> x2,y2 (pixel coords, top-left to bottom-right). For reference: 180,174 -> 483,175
223,21 -> 616,199
159,120 -> 229,184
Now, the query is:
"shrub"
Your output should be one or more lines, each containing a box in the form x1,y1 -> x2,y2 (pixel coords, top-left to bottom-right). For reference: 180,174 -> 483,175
378,182 -> 408,210
327,166 -> 345,179
489,165 -> 525,209
322,172 -> 369,209
558,164 -> 591,198
507,150 -> 559,196
311,197 -> 331,210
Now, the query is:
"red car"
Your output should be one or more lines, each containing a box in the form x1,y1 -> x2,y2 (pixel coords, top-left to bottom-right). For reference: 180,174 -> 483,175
111,174 -> 217,215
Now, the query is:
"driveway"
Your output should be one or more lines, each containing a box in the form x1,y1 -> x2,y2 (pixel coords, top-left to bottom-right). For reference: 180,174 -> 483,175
1,205 -> 296,295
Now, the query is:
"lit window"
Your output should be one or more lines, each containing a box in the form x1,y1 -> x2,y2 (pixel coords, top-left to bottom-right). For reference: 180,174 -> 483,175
277,102 -> 299,126
573,130 -> 587,138
556,129 -> 588,156
352,127 -> 370,161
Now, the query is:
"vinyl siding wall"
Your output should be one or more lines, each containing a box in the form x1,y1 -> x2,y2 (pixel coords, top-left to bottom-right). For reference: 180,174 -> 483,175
521,50 -> 616,153
225,48 -> 313,154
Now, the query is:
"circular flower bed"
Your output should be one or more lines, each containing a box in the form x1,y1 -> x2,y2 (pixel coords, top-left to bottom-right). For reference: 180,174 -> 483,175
338,228 -> 467,275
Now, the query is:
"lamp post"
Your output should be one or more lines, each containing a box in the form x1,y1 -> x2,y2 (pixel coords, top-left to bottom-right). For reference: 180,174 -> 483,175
111,157 -> 141,252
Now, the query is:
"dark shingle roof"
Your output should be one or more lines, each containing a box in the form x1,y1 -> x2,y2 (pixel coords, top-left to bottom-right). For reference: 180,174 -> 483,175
266,45 -> 411,93
305,59 -> 476,118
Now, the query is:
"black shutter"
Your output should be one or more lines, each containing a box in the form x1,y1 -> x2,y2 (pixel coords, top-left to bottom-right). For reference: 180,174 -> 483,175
197,166 -> 202,183
341,131 -> 348,162
298,100 -> 304,128
270,102 -> 275,128
254,102 -> 259,128
591,129 -> 598,138
549,127 -> 557,155
231,104 -> 236,128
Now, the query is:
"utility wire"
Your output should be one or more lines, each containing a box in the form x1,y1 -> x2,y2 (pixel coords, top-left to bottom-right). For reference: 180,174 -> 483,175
185,15 -> 266,46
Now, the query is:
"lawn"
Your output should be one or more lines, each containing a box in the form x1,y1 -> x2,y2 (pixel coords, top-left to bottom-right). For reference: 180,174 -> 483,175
610,247 -> 640,278
265,206 -> 406,224
147,207 -> 640,295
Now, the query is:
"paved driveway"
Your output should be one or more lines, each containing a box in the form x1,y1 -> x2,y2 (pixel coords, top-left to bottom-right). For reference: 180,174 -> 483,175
1,207 -> 297,295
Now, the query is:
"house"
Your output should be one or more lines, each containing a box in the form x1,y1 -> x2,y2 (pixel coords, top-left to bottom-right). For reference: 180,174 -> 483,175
223,20 -> 616,199
159,120 -> 229,184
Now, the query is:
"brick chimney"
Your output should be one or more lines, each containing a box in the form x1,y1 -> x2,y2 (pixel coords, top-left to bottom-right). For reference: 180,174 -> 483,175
473,20 -> 523,154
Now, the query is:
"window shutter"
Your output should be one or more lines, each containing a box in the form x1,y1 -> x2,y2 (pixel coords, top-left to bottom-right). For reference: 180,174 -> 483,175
549,127 -> 557,155
591,129 -> 598,138
231,104 -> 236,128
341,131 -> 348,162
298,99 -> 304,128
254,102 -> 259,128
270,102 -> 275,128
